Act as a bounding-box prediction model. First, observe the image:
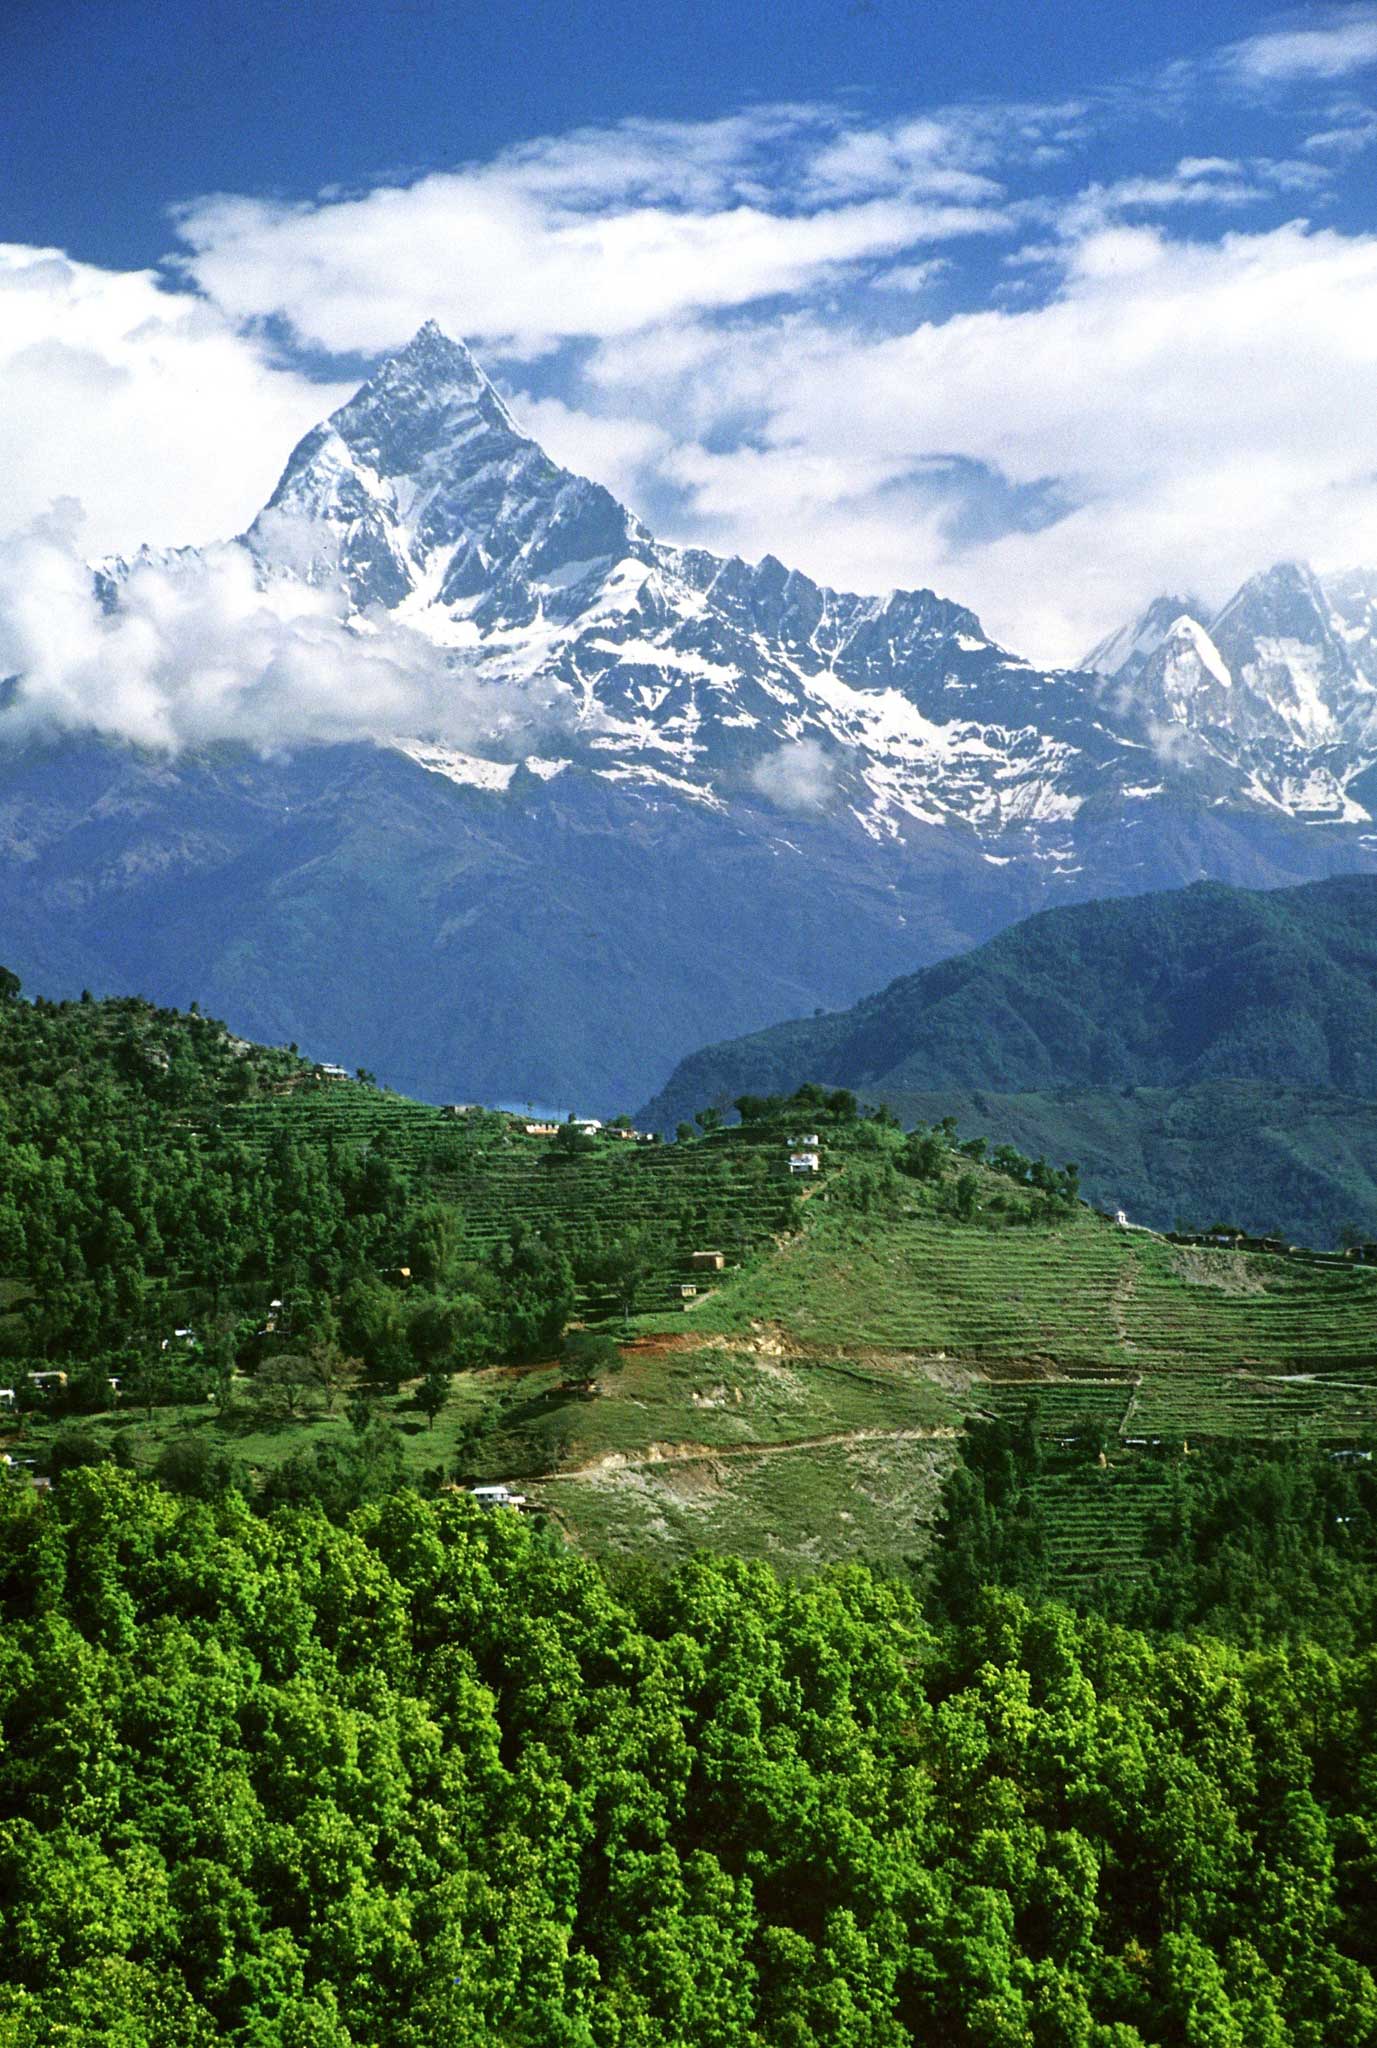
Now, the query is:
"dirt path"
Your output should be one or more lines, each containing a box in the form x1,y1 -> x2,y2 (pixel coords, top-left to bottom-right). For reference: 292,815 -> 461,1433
524,1422 -> 961,1486
1110,1259 -> 1139,1354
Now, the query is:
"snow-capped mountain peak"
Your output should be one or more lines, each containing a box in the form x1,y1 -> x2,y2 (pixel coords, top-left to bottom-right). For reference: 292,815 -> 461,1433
99,323 -> 1377,842
1210,560 -> 1373,746
1082,592 -> 1208,683
228,325 -> 1116,835
245,323 -> 647,628
1093,557 -> 1377,769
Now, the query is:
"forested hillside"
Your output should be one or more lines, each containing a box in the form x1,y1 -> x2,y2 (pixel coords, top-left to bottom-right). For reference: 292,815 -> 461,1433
639,874 -> 1377,1240
0,978 -> 579,1386
3,1467 -> 1377,2046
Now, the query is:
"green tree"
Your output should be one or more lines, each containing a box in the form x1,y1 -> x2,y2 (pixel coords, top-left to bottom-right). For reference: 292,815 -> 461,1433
416,1368 -> 452,1430
597,1229 -> 664,1328
560,1329 -> 622,1391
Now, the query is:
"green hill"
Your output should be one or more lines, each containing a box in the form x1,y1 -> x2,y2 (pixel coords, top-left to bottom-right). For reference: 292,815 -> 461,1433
6,981 -> 1377,1583
638,873 -> 1377,1241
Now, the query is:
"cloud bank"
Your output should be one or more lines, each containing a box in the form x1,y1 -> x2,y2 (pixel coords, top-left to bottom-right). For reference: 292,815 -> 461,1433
0,511 -> 490,754
0,244 -> 352,558
170,106 -> 1020,358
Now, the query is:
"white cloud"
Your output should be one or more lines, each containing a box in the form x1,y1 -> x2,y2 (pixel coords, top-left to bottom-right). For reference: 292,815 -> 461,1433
1227,8 -> 1377,83
802,116 -> 1004,201
0,244 -> 351,558
0,511 -> 502,754
1303,100 -> 1377,151
749,738 -> 838,812
870,258 -> 951,294
174,174 -> 1009,359
1054,154 -> 1332,239
575,221 -> 1377,660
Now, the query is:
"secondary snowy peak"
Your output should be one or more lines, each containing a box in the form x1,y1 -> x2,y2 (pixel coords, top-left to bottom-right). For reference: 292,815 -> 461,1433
1094,560 -> 1377,760
1207,561 -> 1366,746
1134,614 -> 1235,729
1083,592 -> 1208,683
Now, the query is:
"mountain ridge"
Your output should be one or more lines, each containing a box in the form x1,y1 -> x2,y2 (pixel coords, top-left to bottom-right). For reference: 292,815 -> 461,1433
148,322 -> 1377,840
636,871 -> 1377,1240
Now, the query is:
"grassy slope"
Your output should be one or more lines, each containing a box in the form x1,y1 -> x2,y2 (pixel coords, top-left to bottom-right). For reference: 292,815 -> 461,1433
492,1131 -> 1377,1570
680,1193 -> 1377,1376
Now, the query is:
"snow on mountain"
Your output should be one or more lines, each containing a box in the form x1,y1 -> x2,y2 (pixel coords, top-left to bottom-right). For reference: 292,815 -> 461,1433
102,322 -> 1377,847
1208,561 -> 1373,746
206,323 -> 1125,839
1116,613 -> 1236,732
1082,593 -> 1208,684
1327,566 -> 1377,684
1088,558 -> 1377,821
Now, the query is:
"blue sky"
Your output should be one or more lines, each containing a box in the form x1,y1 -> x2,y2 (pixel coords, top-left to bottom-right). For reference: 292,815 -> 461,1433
2,0 -> 1301,267
3,0 -> 1377,661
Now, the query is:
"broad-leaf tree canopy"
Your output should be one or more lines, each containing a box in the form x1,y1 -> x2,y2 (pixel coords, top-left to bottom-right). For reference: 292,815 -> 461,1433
1,1469 -> 1376,2045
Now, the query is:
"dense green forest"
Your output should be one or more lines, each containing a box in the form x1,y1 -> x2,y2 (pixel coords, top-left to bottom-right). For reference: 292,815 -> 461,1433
0,978 -> 604,1394
3,1466 -> 1377,2046
639,874 -> 1377,1242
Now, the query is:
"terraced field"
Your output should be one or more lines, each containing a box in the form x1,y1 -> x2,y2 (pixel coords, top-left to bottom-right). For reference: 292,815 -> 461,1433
207,1089 -> 800,1314
980,1381 -> 1137,1437
1028,1466 -> 1165,1588
1125,1240 -> 1377,1371
162,1093 -> 1377,1574
682,1207 -> 1377,1383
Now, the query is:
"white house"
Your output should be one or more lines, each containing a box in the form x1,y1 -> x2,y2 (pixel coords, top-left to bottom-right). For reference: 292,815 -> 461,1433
469,1483 -> 528,1510
789,1151 -> 821,1175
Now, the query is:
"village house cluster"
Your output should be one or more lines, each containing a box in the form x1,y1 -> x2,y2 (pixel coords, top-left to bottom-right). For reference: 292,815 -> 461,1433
441,1106 -> 660,1144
